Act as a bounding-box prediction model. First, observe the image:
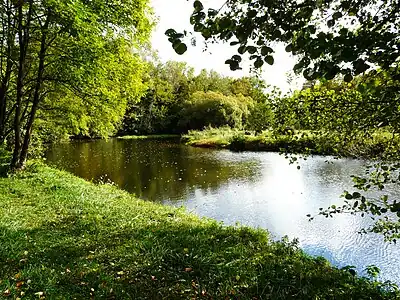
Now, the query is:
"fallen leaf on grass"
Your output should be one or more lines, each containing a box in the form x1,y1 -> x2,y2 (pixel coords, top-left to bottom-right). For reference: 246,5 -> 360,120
16,281 -> 24,288
3,289 -> 11,297
184,268 -> 193,272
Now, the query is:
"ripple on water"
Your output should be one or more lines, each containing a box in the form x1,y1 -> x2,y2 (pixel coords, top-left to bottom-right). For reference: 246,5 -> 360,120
45,140 -> 400,285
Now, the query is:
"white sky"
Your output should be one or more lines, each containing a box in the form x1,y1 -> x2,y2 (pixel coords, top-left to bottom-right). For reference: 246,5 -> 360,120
150,0 -> 304,93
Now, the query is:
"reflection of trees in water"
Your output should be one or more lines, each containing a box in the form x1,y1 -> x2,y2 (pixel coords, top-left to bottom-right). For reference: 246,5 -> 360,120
45,139 -> 262,201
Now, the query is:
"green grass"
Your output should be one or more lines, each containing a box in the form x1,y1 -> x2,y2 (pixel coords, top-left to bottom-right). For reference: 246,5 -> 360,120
183,127 -> 400,158
0,160 -> 398,299
116,134 -> 180,140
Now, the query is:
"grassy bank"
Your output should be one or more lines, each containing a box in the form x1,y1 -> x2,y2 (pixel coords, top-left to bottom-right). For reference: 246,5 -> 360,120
183,127 -> 400,158
117,134 -> 180,140
0,162 -> 398,299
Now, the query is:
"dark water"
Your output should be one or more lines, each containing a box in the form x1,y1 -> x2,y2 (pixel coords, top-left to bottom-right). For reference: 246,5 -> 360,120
45,138 -> 400,284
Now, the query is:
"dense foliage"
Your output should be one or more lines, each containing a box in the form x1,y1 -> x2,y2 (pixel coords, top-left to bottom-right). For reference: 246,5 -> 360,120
168,0 -> 399,80
0,0 -> 153,169
120,61 -> 273,135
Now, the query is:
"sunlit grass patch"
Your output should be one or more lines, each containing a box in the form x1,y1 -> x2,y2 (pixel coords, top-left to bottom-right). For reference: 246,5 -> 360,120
0,160 -> 398,299
184,127 -> 400,158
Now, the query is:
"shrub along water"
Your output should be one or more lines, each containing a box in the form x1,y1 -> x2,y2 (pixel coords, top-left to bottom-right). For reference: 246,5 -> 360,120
0,158 -> 398,299
183,127 -> 400,159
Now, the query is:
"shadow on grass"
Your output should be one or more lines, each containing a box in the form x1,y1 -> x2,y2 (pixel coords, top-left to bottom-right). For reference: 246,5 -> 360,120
0,156 -> 10,177
0,212 -> 395,300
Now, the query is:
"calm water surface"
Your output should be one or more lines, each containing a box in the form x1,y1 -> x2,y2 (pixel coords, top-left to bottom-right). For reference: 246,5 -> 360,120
45,139 -> 400,283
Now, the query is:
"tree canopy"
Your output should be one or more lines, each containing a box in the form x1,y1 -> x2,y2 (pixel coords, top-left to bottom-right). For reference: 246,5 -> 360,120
168,0 -> 399,81
0,0 -> 153,169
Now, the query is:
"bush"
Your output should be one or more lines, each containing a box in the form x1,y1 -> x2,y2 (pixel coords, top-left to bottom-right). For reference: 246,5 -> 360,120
245,102 -> 274,133
228,133 -> 247,151
179,91 -> 253,131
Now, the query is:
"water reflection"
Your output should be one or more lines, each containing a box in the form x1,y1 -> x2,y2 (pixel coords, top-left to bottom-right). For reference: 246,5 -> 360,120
46,139 -> 261,201
46,139 -> 400,284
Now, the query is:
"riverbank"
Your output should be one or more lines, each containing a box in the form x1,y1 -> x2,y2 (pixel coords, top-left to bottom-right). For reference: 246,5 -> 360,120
0,160 -> 398,299
117,134 -> 180,140
183,127 -> 400,158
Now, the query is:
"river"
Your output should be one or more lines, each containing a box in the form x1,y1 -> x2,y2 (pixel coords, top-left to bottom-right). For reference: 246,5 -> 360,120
45,138 -> 400,284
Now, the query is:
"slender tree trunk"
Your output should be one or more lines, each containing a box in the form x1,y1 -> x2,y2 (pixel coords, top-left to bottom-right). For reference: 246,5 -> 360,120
0,1 -> 15,144
18,14 -> 50,168
11,2 -> 32,170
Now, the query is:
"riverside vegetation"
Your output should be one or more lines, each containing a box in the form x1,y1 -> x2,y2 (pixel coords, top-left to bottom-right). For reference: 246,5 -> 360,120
183,127 -> 400,158
1,0 -> 400,297
0,155 -> 399,299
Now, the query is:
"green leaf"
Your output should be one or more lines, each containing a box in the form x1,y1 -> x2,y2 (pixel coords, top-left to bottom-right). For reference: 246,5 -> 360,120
194,1 -> 204,12
194,23 -> 204,32
247,46 -> 257,54
264,55 -> 274,65
261,46 -> 273,55
285,44 -> 293,52
208,8 -> 218,17
232,55 -> 242,62
353,59 -> 370,74
254,58 -> 264,68
238,45 -> 246,54
173,43 -> 187,55
229,60 -> 240,70
219,18 -> 232,29
344,74 -> 353,82
165,29 -> 177,37
345,193 -> 353,200
333,12 -> 343,20
308,25 -> 316,34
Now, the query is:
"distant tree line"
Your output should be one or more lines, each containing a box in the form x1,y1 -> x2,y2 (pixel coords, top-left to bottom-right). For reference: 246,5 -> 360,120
120,61 -> 275,135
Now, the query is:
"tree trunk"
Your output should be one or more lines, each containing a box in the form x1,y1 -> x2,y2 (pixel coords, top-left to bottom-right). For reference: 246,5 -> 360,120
11,2 -> 32,170
0,1 -> 15,144
18,14 -> 50,168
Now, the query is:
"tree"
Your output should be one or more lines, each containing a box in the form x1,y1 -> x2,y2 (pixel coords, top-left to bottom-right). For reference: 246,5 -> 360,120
179,91 -> 253,130
168,0 -> 400,241
0,0 -> 153,170
168,0 -> 399,80
121,61 -> 194,134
